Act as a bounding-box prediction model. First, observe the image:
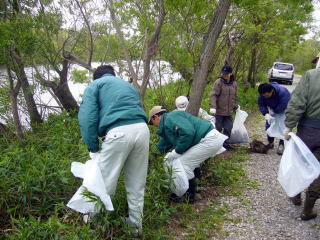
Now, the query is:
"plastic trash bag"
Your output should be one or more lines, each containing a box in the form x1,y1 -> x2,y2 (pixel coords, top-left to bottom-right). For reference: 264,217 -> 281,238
278,133 -> 320,197
67,158 -> 114,213
266,113 -> 286,140
163,157 -> 189,197
199,108 -> 216,127
229,107 -> 249,144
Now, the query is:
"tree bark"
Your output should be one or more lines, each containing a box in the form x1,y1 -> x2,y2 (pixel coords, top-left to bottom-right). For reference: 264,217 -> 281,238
63,51 -> 94,72
186,0 -> 231,116
7,66 -> 23,139
38,59 -> 80,111
139,0 -> 166,102
10,48 -> 43,125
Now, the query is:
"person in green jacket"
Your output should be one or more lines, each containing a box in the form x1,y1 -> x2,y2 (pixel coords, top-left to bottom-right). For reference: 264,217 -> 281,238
148,106 -> 226,203
78,65 -> 149,233
284,67 -> 320,221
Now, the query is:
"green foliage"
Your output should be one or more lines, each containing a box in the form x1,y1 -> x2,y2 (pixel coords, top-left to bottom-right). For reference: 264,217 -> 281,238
1,79 -> 257,239
71,69 -> 90,83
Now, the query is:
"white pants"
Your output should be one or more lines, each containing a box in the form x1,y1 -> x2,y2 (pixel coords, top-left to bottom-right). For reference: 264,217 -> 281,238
97,122 -> 149,228
177,129 -> 227,179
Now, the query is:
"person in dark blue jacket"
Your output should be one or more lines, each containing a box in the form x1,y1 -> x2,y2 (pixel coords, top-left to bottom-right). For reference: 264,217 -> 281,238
258,82 -> 291,155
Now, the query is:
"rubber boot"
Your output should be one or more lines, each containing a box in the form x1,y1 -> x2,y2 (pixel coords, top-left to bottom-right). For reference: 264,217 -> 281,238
301,193 -> 317,220
184,178 -> 196,204
289,193 -> 301,206
277,140 -> 284,155
194,167 -> 201,180
267,135 -> 274,149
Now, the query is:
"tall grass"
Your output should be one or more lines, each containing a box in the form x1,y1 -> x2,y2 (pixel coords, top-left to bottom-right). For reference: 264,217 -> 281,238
0,79 -> 258,239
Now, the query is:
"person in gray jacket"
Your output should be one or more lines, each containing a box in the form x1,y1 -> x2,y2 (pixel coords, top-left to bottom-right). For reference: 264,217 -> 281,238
284,67 -> 320,220
210,65 -> 238,151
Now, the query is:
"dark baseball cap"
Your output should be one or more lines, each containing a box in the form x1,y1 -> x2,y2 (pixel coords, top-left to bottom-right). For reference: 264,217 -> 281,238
221,65 -> 232,74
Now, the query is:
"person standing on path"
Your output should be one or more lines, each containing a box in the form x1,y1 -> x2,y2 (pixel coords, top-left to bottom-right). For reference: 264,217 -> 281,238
78,65 -> 150,233
284,67 -> 320,221
148,106 -> 225,204
210,65 -> 238,151
257,82 -> 290,155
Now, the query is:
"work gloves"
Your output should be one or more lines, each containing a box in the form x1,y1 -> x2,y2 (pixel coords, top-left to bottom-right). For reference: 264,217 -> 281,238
269,108 -> 275,116
165,149 -> 181,161
233,105 -> 240,111
265,113 -> 275,124
210,108 -> 216,114
283,127 -> 292,141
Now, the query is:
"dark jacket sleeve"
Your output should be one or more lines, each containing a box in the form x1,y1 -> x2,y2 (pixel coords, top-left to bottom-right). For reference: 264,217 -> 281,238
273,88 -> 291,114
78,84 -> 100,152
156,138 -> 173,154
167,115 -> 195,154
258,96 -> 268,116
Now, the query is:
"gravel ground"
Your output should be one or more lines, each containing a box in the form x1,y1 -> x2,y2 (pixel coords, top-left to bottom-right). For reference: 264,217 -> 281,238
216,114 -> 320,240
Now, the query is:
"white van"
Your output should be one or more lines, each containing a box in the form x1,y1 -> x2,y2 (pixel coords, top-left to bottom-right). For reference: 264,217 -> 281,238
268,62 -> 294,85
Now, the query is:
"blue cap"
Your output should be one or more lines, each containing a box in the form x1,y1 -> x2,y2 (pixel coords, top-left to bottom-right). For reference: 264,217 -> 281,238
221,65 -> 232,74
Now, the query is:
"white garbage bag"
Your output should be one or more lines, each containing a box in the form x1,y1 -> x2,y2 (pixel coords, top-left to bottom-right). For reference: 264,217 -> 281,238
278,133 -> 320,197
67,158 -> 114,213
163,157 -> 189,197
266,113 -> 286,140
229,107 -> 249,144
199,108 -> 216,127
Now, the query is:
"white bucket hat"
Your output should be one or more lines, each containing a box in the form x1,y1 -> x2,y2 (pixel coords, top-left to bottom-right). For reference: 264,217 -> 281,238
175,96 -> 189,111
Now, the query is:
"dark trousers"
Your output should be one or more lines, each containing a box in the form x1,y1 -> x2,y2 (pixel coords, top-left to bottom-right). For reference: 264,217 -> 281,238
265,121 -> 284,146
297,124 -> 320,199
215,115 -> 233,144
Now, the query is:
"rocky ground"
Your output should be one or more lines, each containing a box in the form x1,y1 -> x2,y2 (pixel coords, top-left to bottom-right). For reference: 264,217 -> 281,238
215,112 -> 320,240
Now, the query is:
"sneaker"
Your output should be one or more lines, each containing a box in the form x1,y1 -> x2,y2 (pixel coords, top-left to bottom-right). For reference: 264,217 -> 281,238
277,144 -> 284,155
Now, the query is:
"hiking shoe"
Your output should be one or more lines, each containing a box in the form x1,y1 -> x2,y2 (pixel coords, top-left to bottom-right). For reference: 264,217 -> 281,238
277,144 -> 284,155
300,211 -> 317,221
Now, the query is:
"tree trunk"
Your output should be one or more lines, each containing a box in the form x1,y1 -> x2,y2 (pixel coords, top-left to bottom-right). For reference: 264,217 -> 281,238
11,48 -> 43,125
247,46 -> 257,88
139,0 -> 166,102
7,66 -> 23,139
186,0 -> 231,116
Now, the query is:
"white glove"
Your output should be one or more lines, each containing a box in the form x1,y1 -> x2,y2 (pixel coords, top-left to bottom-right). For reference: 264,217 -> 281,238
265,113 -> 275,124
164,150 -> 181,161
283,127 -> 292,141
269,108 -> 275,116
210,108 -> 216,114
89,152 -> 100,161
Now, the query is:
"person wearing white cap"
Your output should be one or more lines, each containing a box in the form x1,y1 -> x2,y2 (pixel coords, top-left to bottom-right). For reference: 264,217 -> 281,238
148,106 -> 226,203
175,95 -> 216,180
175,96 -> 216,125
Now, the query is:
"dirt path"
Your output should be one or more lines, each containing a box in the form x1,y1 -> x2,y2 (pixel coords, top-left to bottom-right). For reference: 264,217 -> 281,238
215,112 -> 320,240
